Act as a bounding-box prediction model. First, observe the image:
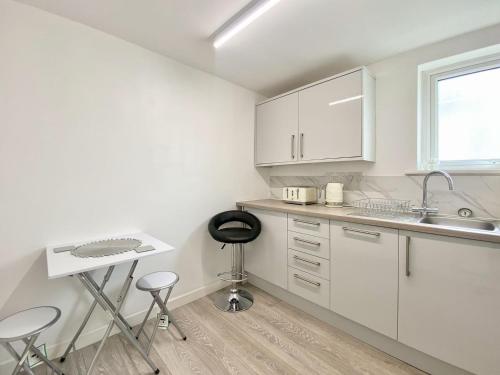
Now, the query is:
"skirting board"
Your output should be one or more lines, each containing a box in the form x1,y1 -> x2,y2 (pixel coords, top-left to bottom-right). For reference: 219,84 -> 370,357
0,279 -> 226,373
248,273 -> 472,375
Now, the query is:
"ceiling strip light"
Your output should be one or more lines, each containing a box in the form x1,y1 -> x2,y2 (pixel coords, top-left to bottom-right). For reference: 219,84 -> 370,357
328,95 -> 364,106
213,0 -> 281,49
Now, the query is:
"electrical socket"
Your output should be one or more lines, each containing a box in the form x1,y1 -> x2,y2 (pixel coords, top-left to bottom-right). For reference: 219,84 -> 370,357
27,343 -> 47,368
157,313 -> 169,330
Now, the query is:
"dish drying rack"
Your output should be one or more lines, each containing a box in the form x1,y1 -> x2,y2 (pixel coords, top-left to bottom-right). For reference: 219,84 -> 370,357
351,198 -> 411,217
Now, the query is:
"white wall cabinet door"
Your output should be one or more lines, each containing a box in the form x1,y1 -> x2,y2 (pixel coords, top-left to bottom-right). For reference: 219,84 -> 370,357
244,208 -> 288,289
298,70 -> 363,161
255,93 -> 298,165
330,222 -> 398,339
398,231 -> 500,375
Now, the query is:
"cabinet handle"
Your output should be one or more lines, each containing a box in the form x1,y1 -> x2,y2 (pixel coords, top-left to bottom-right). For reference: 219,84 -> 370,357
293,255 -> 321,266
300,133 -> 304,158
405,236 -> 411,277
342,226 -> 380,237
293,218 -> 320,226
291,134 -> 295,159
293,273 -> 320,287
293,237 -> 321,246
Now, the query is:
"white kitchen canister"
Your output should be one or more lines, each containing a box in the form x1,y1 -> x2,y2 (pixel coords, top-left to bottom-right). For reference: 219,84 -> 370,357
325,183 -> 344,207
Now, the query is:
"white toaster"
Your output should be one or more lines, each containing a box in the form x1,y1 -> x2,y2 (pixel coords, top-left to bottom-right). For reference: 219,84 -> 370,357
282,187 -> 318,205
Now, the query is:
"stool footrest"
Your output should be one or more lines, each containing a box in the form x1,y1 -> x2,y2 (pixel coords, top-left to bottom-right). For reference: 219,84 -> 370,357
217,271 -> 248,283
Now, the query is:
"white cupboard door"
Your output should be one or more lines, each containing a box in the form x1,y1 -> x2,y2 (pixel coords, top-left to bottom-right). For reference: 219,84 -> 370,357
244,208 -> 288,289
298,70 -> 362,161
331,222 -> 398,339
255,93 -> 298,165
398,232 -> 500,375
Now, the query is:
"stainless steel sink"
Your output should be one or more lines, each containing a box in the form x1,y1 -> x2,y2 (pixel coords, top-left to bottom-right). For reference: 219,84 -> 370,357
418,216 -> 499,232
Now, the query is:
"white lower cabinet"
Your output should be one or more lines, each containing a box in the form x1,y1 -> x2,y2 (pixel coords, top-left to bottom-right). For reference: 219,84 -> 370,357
398,231 -> 500,375
288,268 -> 330,309
244,208 -> 288,289
330,222 -> 399,339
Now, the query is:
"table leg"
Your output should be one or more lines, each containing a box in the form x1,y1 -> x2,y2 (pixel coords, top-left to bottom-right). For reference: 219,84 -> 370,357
61,266 -> 115,362
77,261 -> 160,375
85,262 -> 135,374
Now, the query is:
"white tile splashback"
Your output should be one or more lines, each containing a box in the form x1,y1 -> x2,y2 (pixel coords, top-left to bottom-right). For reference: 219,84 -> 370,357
269,175 -> 500,219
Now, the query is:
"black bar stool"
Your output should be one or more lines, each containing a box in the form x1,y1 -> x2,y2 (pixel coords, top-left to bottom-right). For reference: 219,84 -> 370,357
208,210 -> 261,312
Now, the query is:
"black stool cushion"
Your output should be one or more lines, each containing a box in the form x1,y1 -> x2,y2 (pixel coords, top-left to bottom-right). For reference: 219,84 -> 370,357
208,210 -> 261,244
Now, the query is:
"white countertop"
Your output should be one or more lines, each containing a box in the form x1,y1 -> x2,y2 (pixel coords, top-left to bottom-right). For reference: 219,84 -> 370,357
237,199 -> 500,244
46,232 -> 174,279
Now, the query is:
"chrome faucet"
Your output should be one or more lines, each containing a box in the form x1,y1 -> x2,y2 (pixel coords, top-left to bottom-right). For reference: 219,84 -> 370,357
411,170 -> 454,216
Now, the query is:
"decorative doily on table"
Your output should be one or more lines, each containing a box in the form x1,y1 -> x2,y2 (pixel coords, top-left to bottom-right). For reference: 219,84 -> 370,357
71,238 -> 142,258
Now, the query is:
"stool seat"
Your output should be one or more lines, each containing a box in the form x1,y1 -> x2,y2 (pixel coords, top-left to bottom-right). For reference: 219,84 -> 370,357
0,306 -> 61,342
136,271 -> 179,292
208,210 -> 261,244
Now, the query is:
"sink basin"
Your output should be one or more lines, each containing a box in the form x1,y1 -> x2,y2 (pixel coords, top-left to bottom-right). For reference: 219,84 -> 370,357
418,216 -> 498,232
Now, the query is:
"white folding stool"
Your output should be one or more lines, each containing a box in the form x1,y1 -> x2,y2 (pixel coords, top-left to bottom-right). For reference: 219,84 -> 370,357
0,306 -> 64,375
135,271 -> 186,353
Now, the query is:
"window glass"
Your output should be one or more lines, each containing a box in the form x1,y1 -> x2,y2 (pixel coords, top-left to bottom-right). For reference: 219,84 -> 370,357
437,67 -> 500,163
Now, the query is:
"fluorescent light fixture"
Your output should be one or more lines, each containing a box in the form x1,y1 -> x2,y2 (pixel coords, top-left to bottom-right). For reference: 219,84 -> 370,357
328,95 -> 364,106
213,0 -> 281,49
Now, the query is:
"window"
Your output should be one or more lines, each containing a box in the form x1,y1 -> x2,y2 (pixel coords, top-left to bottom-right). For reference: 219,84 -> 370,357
418,50 -> 500,170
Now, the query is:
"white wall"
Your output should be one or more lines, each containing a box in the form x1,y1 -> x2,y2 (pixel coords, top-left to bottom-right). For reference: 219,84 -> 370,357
268,23 -> 500,177
0,0 -> 268,365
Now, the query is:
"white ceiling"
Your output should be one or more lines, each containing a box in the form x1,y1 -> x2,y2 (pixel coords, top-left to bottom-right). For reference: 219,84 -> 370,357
15,0 -> 500,97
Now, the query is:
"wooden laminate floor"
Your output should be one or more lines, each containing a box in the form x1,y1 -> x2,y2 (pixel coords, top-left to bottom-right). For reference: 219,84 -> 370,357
33,285 -> 426,375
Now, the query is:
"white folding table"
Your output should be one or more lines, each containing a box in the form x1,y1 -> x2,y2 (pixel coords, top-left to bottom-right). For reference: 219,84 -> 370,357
46,232 -> 174,375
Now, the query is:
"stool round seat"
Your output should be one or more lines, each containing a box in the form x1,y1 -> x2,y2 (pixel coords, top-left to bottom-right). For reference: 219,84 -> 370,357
208,210 -> 261,244
136,271 -> 179,292
0,306 -> 61,342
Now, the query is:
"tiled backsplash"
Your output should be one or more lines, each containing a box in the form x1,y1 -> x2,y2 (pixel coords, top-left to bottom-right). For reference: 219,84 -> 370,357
269,174 -> 500,219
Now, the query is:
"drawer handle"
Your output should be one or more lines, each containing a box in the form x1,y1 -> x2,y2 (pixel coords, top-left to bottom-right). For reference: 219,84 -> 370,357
293,255 -> 321,266
293,237 -> 321,246
293,218 -> 321,226
405,236 -> 411,277
293,273 -> 320,287
342,226 -> 380,237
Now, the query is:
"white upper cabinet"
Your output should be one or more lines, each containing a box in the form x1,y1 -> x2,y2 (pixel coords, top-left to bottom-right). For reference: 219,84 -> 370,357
255,93 -> 298,165
255,67 -> 375,166
299,70 -> 362,161
398,231 -> 500,375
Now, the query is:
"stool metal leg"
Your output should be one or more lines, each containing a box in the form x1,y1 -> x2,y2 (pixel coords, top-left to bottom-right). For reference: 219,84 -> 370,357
2,342 -> 35,375
22,338 -> 64,375
214,243 -> 253,312
136,299 -> 156,340
11,334 -> 38,375
61,266 -> 115,362
152,291 -> 187,340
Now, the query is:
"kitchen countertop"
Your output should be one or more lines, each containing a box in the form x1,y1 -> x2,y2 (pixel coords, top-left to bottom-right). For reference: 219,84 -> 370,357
236,199 -> 500,244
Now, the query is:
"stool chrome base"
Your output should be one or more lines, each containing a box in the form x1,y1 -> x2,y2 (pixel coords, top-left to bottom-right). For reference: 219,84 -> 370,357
214,287 -> 253,312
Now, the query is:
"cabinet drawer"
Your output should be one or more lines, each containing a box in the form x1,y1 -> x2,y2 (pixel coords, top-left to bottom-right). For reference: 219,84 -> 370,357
288,231 -> 330,259
288,268 -> 329,309
288,249 -> 330,280
288,215 -> 329,238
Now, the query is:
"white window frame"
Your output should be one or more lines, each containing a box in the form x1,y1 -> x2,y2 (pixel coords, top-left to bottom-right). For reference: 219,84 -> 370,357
418,46 -> 500,171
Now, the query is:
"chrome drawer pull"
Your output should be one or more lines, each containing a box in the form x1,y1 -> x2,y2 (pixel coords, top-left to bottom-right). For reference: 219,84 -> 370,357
293,237 -> 321,246
293,255 -> 321,266
291,134 -> 295,159
293,218 -> 321,226
293,273 -> 320,287
342,226 -> 380,237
